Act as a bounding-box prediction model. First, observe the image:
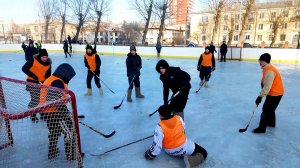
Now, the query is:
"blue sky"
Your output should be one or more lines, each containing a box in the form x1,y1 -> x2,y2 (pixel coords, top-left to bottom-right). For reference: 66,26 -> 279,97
0,0 -> 138,24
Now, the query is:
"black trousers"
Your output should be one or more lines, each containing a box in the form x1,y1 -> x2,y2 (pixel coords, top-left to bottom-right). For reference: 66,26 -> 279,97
220,53 -> 226,62
192,143 -> 207,159
169,88 -> 190,112
86,70 -> 101,88
257,95 -> 283,130
45,110 -> 76,160
26,85 -> 41,118
64,49 -> 71,57
128,76 -> 140,89
199,66 -> 212,81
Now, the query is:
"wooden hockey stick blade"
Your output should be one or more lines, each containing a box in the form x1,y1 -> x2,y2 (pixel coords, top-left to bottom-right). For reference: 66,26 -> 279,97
103,130 -> 116,138
238,125 -> 249,133
113,95 -> 125,109
77,115 -> 85,118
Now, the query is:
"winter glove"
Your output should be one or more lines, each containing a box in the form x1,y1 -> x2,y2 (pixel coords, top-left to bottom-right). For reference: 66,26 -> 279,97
255,96 -> 262,106
212,67 -> 216,71
197,66 -> 201,71
31,75 -> 38,81
144,150 -> 156,160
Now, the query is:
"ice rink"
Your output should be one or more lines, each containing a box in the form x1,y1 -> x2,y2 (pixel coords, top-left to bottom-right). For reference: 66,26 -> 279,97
1,51 -> 300,168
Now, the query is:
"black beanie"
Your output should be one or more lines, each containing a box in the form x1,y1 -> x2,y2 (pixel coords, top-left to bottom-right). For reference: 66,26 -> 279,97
158,104 -> 173,119
38,49 -> 48,57
130,45 -> 136,51
259,53 -> 271,63
205,46 -> 210,50
53,63 -> 76,84
86,45 -> 93,50
155,59 -> 170,73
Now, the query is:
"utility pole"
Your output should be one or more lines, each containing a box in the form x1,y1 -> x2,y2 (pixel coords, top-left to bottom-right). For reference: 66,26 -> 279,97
2,24 -> 6,44
239,0 -> 243,46
185,6 -> 189,44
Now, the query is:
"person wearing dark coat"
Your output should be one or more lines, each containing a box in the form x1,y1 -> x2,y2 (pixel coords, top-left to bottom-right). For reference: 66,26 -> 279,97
22,49 -> 52,122
25,41 -> 38,62
156,42 -> 162,57
63,40 -> 71,58
220,41 -> 228,62
209,42 -> 217,58
39,63 -> 77,160
126,45 -> 145,102
84,45 -> 103,96
21,42 -> 27,52
155,59 -> 191,120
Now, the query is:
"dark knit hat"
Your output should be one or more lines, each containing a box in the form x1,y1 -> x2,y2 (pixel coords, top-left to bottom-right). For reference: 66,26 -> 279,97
155,59 -> 170,73
130,45 -> 136,51
158,104 -> 173,119
205,46 -> 210,50
38,49 -> 48,57
259,53 -> 271,63
86,45 -> 93,50
53,63 -> 76,84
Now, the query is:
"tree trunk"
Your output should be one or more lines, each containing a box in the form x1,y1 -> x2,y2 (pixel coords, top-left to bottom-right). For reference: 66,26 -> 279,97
238,0 -> 255,46
297,32 -> 300,49
94,11 -> 102,44
44,17 -> 50,43
72,14 -> 83,42
142,2 -> 153,46
227,17 -> 234,45
270,23 -> 279,47
157,4 -> 167,44
60,14 -> 66,43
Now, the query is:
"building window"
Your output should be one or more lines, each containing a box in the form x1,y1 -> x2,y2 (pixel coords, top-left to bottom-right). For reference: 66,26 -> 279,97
271,12 -> 276,19
34,26 -> 38,32
223,35 -> 227,41
202,36 -> 206,41
202,16 -> 208,22
246,25 -> 251,30
296,11 -> 300,16
259,13 -> 264,19
283,11 -> 289,17
280,34 -> 286,41
115,32 -> 117,36
295,22 -> 300,29
258,24 -> 263,30
235,25 -> 239,30
223,26 -> 228,31
281,23 -> 287,29
270,24 -> 273,29
245,35 -> 250,40
269,35 -> 274,41
258,35 -> 262,41
234,35 -> 239,41
235,14 -> 240,20
224,15 -> 228,20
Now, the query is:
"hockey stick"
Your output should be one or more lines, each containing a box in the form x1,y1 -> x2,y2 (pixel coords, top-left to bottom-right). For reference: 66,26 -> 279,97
90,70 -> 115,94
90,135 -> 153,156
148,91 -> 180,117
79,121 -> 116,138
239,105 -> 258,133
113,75 -> 136,109
196,70 -> 214,93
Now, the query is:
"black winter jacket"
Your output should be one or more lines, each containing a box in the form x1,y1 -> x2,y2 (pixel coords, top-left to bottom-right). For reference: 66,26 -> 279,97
25,47 -> 38,62
126,53 -> 142,77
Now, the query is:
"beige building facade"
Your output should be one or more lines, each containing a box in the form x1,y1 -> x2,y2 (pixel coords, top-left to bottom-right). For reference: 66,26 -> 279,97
190,0 -> 300,48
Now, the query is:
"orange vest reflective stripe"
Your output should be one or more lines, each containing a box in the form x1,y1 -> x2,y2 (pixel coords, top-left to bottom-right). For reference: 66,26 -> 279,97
200,53 -> 212,66
39,75 -> 68,113
262,64 -> 284,96
85,54 -> 97,71
159,116 -> 186,149
27,58 -> 50,81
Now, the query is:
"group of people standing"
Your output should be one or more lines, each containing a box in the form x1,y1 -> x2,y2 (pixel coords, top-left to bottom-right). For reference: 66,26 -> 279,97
20,41 -> 284,167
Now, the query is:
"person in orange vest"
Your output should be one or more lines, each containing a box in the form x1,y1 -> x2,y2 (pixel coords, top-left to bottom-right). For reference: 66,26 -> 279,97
39,63 -> 77,160
22,48 -> 52,122
144,104 -> 207,167
197,46 -> 216,87
253,53 -> 284,133
84,45 -> 103,96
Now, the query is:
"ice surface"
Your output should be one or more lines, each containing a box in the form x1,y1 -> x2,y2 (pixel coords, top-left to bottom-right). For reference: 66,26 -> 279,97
0,52 -> 300,168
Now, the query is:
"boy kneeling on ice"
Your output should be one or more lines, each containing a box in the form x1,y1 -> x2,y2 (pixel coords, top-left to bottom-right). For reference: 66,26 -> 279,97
144,104 -> 207,167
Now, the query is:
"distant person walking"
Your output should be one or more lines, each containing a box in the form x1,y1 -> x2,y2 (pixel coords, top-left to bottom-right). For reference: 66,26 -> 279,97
25,41 -> 38,62
156,42 -> 162,57
67,35 -> 72,52
63,40 -> 71,58
35,40 -> 42,51
209,42 -> 217,58
220,41 -> 228,62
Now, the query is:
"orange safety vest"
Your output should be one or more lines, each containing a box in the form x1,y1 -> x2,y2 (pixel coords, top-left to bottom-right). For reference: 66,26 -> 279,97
159,116 -> 186,149
27,58 -> 50,81
84,54 -> 97,71
200,53 -> 212,67
39,75 -> 68,113
262,64 -> 284,96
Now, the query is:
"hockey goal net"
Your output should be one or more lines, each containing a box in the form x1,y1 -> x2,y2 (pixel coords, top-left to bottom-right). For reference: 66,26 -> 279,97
217,46 -> 242,61
0,76 -> 83,168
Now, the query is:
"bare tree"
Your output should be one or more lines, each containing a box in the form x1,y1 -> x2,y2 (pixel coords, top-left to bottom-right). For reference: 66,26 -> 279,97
39,0 -> 57,43
238,0 -> 255,46
132,0 -> 154,45
57,0 -> 68,43
119,21 -> 142,44
153,0 -> 170,44
227,15 -> 235,45
69,0 -> 91,42
191,32 -> 201,45
91,0 -> 111,44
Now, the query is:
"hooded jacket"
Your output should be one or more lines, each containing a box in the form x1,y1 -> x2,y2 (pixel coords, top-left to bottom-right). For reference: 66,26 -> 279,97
25,46 -> 38,62
126,52 -> 142,77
